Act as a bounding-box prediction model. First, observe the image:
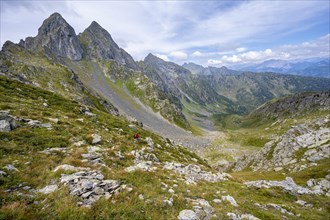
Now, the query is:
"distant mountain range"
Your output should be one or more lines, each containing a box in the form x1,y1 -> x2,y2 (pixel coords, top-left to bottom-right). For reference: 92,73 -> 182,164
230,58 -> 330,78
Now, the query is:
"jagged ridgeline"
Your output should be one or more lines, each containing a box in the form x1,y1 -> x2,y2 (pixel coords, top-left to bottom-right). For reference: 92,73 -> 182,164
1,12 -> 330,135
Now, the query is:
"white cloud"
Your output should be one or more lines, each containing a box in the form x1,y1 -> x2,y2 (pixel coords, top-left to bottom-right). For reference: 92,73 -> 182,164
222,55 -> 242,63
207,34 -> 330,67
1,1 -> 328,63
191,51 -> 203,57
207,59 -> 223,65
236,47 -> 247,53
169,51 -> 188,60
155,54 -> 169,61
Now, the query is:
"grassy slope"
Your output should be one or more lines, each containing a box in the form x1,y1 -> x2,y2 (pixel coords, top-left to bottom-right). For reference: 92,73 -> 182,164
0,76 -> 329,219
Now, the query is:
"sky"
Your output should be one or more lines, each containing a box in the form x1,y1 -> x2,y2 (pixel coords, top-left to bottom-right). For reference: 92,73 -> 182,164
1,0 -> 329,67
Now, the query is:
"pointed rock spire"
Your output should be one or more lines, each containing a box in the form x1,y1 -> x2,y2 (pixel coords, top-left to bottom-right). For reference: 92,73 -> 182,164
79,21 -> 139,70
20,12 -> 83,60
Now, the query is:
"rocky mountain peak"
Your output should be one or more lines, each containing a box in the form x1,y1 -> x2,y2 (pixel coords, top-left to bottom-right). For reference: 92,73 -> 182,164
19,12 -> 83,60
79,21 -> 139,70
144,53 -> 161,64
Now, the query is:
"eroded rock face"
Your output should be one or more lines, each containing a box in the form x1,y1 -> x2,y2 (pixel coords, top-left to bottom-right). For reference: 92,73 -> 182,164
233,116 -> 330,172
19,13 -> 83,60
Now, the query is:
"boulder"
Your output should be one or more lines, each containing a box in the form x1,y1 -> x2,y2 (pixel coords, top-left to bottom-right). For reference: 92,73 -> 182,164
221,195 -> 238,207
0,111 -> 17,132
178,210 -> 198,220
91,134 -> 102,144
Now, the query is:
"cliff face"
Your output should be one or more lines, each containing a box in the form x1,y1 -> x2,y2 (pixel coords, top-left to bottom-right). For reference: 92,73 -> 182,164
79,21 -> 139,70
19,13 -> 83,60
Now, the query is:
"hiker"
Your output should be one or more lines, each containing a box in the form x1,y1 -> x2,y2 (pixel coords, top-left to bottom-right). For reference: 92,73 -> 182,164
134,133 -> 140,142
139,122 -> 143,128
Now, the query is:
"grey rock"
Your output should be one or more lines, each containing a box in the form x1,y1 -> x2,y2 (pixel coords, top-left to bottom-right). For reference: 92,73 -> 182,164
80,106 -> 97,117
0,170 -> 7,176
212,199 -> 222,204
163,162 -> 230,184
193,199 -> 214,219
20,13 -> 83,60
0,111 -> 17,132
227,213 -> 260,220
40,147 -> 67,155
125,161 -> 156,172
245,177 -> 329,195
4,164 -> 19,172
163,198 -> 173,206
296,200 -> 313,207
178,210 -> 198,220
145,137 -> 155,150
81,191 -> 93,198
307,179 -> 316,187
221,195 -> 238,207
60,170 -> 121,206
53,164 -> 90,172
0,120 -> 11,132
268,203 -> 294,215
38,184 -> 58,194
91,134 -> 102,144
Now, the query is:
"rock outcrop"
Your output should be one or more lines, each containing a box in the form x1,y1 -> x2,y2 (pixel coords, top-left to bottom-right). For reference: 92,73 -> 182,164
60,170 -> 121,207
245,176 -> 330,196
19,12 -> 83,60
164,162 -> 231,184
233,116 -> 330,172
252,92 -> 330,119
